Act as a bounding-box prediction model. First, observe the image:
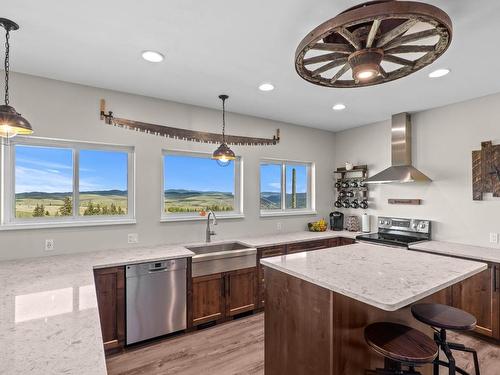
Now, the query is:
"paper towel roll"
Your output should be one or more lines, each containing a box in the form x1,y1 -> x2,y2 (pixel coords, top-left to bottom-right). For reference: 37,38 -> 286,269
362,213 -> 370,233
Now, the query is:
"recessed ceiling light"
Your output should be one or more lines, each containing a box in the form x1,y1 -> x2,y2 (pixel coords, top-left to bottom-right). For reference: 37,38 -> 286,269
428,68 -> 450,78
259,83 -> 274,92
332,103 -> 346,111
141,50 -> 164,63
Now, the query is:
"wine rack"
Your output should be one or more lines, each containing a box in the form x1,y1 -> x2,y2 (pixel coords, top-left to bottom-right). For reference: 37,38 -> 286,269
333,165 -> 369,210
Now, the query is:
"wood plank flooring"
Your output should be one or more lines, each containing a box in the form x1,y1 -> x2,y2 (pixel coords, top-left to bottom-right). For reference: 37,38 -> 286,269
106,313 -> 500,375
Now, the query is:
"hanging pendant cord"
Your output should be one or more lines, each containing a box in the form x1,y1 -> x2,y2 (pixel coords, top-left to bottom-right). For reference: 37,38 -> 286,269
4,28 -> 10,106
221,97 -> 226,143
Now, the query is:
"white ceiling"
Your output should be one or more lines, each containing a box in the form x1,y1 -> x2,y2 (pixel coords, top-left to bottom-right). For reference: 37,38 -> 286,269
2,0 -> 500,131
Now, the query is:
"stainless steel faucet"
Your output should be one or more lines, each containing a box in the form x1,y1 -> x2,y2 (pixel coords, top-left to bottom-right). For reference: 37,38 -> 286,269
205,210 -> 217,242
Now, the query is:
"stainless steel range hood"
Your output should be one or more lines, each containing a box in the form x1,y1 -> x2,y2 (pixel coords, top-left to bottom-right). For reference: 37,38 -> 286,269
365,113 -> 431,184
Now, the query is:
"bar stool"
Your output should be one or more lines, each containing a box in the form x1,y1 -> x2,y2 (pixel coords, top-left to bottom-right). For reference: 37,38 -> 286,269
411,303 -> 480,375
364,322 -> 438,374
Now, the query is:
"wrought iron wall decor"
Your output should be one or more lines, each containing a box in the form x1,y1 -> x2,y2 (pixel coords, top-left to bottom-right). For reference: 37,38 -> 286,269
472,141 -> 500,200
99,99 -> 280,146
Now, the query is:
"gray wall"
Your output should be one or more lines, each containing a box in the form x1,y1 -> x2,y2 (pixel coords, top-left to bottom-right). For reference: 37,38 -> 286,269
334,93 -> 500,248
0,73 -> 336,260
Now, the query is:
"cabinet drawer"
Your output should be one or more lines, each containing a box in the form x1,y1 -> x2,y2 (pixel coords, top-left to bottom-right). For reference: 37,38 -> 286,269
259,245 -> 287,258
286,239 -> 328,254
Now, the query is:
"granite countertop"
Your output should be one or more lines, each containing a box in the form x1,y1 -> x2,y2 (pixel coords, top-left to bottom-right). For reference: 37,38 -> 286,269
0,244 -> 194,375
239,229 -> 361,247
0,230 -> 362,375
260,243 -> 487,312
409,240 -> 500,264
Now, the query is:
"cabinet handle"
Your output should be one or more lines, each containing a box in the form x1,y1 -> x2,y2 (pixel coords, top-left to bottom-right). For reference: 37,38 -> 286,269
495,265 -> 500,292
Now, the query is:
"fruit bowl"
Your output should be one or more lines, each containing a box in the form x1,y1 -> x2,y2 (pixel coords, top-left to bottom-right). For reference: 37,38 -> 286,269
308,219 -> 328,232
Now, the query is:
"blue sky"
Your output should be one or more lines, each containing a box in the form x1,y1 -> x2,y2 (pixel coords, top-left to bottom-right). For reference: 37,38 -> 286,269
15,146 -> 127,193
260,163 -> 307,193
164,155 -> 234,192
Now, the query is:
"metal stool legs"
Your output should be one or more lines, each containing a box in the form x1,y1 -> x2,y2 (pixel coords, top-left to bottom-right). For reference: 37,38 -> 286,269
434,329 -> 481,375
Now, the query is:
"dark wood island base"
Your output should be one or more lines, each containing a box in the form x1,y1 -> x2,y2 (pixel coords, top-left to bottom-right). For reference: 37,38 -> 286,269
264,266 -> 451,375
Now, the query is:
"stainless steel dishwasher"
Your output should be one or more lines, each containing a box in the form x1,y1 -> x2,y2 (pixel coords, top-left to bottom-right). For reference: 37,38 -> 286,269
126,258 -> 187,345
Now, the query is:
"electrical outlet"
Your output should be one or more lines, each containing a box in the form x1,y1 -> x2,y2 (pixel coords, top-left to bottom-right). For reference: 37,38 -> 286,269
45,239 -> 54,251
276,222 -> 283,232
128,233 -> 139,244
490,233 -> 498,244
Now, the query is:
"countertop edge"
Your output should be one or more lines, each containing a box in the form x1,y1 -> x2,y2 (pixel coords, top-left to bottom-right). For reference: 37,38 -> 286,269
260,248 -> 488,312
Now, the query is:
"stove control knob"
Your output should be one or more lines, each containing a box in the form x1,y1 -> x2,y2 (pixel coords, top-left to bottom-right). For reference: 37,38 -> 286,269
412,223 -> 418,229
419,222 -> 427,229
379,220 -> 385,225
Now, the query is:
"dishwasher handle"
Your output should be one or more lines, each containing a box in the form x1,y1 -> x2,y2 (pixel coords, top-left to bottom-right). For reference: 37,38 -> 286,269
126,258 -> 187,278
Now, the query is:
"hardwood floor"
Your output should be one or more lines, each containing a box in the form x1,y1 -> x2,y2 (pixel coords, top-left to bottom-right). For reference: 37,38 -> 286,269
106,313 -> 500,375
106,314 -> 264,375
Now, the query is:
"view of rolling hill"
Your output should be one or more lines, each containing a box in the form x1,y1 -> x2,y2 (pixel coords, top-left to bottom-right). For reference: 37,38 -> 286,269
15,190 -> 128,218
260,192 -> 307,209
164,189 -> 234,213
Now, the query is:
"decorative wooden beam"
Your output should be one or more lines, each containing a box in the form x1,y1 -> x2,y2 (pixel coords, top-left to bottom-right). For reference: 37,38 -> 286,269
99,99 -> 280,146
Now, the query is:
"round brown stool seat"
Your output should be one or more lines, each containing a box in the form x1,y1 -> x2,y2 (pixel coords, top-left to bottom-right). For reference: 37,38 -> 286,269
411,303 -> 476,331
411,303 -> 480,375
365,322 -> 438,365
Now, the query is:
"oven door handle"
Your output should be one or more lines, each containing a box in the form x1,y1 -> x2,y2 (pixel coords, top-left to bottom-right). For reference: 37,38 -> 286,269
356,239 -> 407,249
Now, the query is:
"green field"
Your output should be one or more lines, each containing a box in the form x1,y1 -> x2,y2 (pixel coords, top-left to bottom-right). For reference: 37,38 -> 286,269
164,189 -> 234,213
15,191 -> 128,218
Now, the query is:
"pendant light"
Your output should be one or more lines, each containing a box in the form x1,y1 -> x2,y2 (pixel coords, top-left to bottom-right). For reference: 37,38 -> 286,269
0,18 -> 32,138
212,94 -> 235,167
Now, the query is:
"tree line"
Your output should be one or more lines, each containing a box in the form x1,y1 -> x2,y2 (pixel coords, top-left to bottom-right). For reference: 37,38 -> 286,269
32,197 -> 125,217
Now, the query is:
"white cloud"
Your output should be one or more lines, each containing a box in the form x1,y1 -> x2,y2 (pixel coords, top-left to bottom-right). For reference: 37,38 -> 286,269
15,166 -> 73,193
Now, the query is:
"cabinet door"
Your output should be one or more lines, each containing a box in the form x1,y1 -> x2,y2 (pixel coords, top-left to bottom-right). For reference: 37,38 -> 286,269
226,267 -> 257,316
451,264 -> 500,339
258,245 -> 287,308
286,239 -> 329,254
94,266 -> 125,353
340,237 -> 356,246
192,273 -> 225,326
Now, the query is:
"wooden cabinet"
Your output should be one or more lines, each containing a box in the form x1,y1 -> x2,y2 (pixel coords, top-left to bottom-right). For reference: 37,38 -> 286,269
287,239 -> 330,254
257,245 -> 286,309
94,266 -> 125,354
340,237 -> 356,246
451,263 -> 500,339
192,273 -> 225,326
192,267 -> 257,326
226,268 -> 257,316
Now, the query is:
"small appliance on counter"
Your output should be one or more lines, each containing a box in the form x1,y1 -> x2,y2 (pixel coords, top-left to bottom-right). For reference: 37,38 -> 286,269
356,216 -> 431,248
329,211 -> 344,231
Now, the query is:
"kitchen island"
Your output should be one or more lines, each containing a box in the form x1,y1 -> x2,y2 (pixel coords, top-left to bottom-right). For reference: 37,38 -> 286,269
260,243 -> 487,375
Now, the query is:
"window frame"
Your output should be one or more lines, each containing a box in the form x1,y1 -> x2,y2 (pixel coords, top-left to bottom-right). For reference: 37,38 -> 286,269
1,136 -> 135,229
161,149 -> 244,222
259,158 -> 316,217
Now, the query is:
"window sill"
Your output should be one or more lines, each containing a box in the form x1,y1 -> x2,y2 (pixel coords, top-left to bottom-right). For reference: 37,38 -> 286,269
0,218 -> 136,231
260,210 -> 317,218
161,213 -> 245,222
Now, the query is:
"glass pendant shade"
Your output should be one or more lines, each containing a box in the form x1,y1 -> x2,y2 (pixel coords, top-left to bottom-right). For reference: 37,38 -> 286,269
212,142 -> 236,167
0,105 -> 33,138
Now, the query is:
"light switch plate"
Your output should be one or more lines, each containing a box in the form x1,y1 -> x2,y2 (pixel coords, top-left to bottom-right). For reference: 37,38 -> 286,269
45,239 -> 54,251
276,222 -> 283,232
128,233 -> 139,244
490,233 -> 498,244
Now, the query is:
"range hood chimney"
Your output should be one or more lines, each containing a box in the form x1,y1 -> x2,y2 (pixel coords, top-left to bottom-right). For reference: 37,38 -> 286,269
364,113 -> 431,184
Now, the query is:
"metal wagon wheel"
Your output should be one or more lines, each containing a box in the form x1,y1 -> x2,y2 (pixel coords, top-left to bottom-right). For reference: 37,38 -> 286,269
295,0 -> 453,88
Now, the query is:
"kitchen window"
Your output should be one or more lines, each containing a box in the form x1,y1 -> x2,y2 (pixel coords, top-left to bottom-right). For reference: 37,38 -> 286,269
162,150 -> 243,221
260,160 -> 315,216
1,137 -> 135,228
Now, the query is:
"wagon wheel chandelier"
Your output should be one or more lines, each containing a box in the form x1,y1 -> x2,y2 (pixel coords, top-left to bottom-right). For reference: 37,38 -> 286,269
295,0 -> 452,88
